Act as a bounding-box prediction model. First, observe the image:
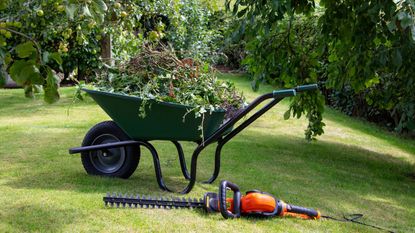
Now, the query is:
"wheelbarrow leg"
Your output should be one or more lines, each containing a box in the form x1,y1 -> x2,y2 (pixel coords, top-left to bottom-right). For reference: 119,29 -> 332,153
139,141 -> 172,192
171,141 -> 190,180
203,142 -> 223,184
180,146 -> 205,194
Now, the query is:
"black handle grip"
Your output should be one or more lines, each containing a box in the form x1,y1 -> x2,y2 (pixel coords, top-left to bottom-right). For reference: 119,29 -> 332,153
287,204 -> 320,218
272,89 -> 296,98
219,180 -> 241,219
295,84 -> 318,92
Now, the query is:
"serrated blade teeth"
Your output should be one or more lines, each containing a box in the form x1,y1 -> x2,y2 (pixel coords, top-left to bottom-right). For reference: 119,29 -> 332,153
103,193 -> 204,210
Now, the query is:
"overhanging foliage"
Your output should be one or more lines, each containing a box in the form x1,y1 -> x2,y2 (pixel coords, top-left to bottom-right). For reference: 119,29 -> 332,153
226,0 -> 415,138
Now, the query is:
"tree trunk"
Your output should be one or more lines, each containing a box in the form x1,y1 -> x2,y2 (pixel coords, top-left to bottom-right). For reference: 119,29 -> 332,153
100,33 -> 113,66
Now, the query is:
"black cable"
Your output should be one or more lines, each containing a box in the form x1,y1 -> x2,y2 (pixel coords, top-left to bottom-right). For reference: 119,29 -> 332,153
321,214 -> 395,233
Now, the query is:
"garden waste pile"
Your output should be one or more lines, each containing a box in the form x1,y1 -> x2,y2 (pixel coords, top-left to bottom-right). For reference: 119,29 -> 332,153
94,45 -> 246,121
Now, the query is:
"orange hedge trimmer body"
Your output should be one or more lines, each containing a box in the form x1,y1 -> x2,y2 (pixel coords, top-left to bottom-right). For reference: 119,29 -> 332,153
204,181 -> 321,219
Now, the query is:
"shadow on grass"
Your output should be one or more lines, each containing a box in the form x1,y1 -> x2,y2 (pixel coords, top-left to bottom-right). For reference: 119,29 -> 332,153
2,131 -> 205,195
4,129 -> 414,195
3,157 -> 192,196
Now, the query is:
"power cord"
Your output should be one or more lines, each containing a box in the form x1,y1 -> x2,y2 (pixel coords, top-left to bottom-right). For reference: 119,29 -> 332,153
322,214 -> 395,233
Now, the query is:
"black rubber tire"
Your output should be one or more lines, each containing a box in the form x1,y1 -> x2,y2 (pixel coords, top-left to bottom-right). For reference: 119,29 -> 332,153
81,121 -> 140,179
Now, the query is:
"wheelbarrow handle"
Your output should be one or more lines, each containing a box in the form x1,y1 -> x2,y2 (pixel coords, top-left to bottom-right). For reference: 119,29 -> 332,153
180,83 -> 319,194
295,84 -> 318,92
272,84 -> 318,98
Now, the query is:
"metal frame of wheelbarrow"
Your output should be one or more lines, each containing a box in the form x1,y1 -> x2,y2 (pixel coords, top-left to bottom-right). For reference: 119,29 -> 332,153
69,84 -> 318,194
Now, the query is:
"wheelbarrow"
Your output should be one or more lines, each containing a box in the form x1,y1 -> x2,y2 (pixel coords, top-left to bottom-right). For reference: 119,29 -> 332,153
69,84 -> 318,194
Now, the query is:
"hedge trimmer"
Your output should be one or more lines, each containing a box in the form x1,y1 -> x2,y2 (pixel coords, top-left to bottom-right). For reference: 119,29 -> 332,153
103,180 -> 394,232
104,180 -> 320,219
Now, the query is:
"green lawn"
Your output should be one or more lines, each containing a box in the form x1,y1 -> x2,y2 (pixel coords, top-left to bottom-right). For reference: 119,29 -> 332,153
0,73 -> 414,232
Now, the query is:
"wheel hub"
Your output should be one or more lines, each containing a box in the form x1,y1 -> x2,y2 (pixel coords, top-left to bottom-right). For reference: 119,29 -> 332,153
90,134 -> 126,173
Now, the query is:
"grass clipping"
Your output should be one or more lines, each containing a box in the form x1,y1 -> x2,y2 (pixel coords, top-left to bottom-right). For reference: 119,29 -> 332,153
95,45 -> 245,131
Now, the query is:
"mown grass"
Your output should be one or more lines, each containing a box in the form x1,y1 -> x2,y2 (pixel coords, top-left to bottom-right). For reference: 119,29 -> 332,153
0,73 -> 414,232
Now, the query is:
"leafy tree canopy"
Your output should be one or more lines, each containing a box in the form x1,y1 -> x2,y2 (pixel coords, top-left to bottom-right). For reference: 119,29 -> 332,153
226,0 -> 415,139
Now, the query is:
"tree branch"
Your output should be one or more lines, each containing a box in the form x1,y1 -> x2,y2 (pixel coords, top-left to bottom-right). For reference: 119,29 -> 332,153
0,27 -> 43,63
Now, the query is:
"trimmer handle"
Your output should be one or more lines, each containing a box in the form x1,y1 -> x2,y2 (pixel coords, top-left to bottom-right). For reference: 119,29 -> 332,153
219,180 -> 241,219
279,201 -> 321,219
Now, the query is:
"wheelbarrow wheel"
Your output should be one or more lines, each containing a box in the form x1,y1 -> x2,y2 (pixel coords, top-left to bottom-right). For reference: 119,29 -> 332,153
81,121 -> 140,179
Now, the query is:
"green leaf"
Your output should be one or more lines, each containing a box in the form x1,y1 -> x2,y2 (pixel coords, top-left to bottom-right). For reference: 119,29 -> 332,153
283,110 -> 291,120
9,60 -> 39,85
251,79 -> 259,91
392,49 -> 402,68
237,8 -> 247,18
24,85 -> 34,98
272,0 -> 280,10
364,76 -> 380,88
74,83 -> 85,101
0,65 -> 6,87
42,51 -> 50,64
49,52 -> 63,65
225,0 -> 231,11
44,67 -> 60,103
66,4 -> 77,20
328,53 -> 338,62
387,21 -> 396,32
33,85 -> 43,93
4,52 -> 12,66
411,25 -> 415,41
0,0 -> 7,10
83,5 -> 92,17
233,3 -> 239,15
407,120 -> 415,131
30,70 -> 44,85
15,42 -> 36,58
397,11 -> 408,20
400,13 -> 413,29
94,0 -> 107,12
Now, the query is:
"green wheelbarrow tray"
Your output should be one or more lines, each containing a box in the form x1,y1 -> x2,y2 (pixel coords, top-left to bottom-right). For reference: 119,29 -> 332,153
83,89 -> 229,141
69,84 -> 319,194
